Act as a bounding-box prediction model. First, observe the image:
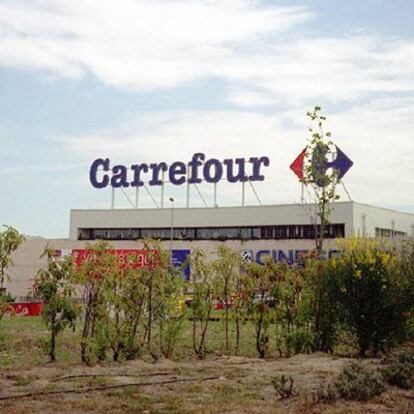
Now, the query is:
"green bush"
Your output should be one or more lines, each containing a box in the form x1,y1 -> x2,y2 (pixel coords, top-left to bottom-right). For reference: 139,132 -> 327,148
272,374 -> 296,399
311,382 -> 338,404
335,361 -> 384,401
33,247 -> 79,362
381,350 -> 414,389
303,258 -> 339,353
282,326 -> 314,356
333,239 -> 412,356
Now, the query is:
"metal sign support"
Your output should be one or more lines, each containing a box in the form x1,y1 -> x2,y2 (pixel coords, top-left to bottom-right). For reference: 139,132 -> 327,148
161,170 -> 166,208
248,181 -> 262,205
111,187 -> 115,209
120,188 -> 135,208
107,165 -> 264,209
135,186 -> 139,209
341,182 -> 353,201
194,184 -> 208,207
186,168 -> 190,208
143,184 -> 160,208
213,182 -> 217,207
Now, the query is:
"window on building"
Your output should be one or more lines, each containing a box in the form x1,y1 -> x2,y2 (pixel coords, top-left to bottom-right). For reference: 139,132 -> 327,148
240,227 -> 252,240
274,226 -> 288,239
302,225 -> 315,239
260,227 -> 273,239
77,223 -> 346,241
375,227 -> 406,238
251,227 -> 261,239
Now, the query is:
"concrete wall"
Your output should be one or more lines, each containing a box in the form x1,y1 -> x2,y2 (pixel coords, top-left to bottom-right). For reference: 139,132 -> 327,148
6,237 -> 338,298
353,202 -> 414,237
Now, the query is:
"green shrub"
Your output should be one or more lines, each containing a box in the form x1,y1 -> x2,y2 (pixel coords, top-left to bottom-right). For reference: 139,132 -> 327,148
335,361 -> 384,401
311,382 -> 338,404
333,239 -> 412,356
272,374 -> 296,399
303,257 -> 339,353
381,350 -> 414,389
33,247 -> 80,362
245,258 -> 280,359
283,326 -> 314,356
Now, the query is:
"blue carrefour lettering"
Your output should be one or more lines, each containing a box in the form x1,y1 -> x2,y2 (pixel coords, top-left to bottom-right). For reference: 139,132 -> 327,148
89,153 -> 270,188
90,158 -> 110,189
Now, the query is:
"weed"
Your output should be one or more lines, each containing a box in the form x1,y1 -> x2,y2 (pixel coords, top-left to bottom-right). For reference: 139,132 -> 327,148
335,361 -> 384,401
382,349 -> 414,389
12,374 -> 38,386
311,381 -> 338,404
272,374 -> 296,399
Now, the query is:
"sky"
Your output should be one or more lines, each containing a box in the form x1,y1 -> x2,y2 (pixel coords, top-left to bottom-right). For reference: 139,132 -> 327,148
0,0 -> 413,238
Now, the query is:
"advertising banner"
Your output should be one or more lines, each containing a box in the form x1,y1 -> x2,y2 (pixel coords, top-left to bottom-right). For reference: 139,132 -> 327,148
8,302 -> 43,317
72,249 -> 156,269
171,249 -> 191,280
54,248 -> 191,279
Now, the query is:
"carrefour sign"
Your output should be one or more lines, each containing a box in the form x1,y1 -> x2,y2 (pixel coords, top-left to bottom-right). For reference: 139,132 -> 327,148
89,153 -> 270,189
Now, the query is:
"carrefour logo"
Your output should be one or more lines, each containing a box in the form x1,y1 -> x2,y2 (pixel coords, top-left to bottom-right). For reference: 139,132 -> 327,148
290,144 -> 353,186
90,152 -> 270,189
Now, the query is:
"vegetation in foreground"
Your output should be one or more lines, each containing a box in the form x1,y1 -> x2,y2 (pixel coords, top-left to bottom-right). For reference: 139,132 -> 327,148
1,318 -> 414,414
0,233 -> 413,413
19,236 -> 414,365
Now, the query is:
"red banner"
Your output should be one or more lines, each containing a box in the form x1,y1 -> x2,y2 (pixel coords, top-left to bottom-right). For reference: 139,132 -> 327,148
8,302 -> 43,317
72,249 -> 157,269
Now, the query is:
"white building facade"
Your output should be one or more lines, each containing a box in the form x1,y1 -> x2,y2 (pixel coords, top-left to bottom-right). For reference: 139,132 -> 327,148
6,201 -> 414,298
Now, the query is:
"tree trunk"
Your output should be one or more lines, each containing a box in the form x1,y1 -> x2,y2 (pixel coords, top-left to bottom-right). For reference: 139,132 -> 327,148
256,310 -> 264,358
147,274 -> 153,347
50,327 -> 57,362
224,278 -> 229,351
235,308 -> 240,354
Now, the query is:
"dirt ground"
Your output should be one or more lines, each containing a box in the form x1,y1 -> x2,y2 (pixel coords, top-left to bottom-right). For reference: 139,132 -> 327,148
0,353 -> 413,414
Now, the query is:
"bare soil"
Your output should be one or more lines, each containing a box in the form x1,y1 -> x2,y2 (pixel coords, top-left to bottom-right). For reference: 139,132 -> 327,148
0,353 -> 413,414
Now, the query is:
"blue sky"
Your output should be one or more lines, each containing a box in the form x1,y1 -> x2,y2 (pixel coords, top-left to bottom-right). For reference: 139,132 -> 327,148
0,0 -> 413,238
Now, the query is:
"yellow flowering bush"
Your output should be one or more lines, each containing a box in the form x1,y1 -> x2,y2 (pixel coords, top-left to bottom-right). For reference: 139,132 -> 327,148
332,238 -> 412,356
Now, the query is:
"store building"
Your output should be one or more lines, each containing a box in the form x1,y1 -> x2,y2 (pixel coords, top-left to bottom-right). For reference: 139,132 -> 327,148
7,201 -> 414,298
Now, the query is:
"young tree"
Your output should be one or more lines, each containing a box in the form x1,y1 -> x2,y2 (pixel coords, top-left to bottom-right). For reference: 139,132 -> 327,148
73,241 -> 113,364
188,249 -> 216,359
245,257 -> 280,358
154,261 -> 187,359
302,107 -> 340,254
303,255 -> 339,353
0,226 -> 25,322
94,248 -> 129,362
0,226 -> 25,292
139,239 -> 161,350
212,245 -> 243,352
97,250 -> 154,362
33,247 -> 79,361
119,263 -> 148,359
276,264 -> 313,356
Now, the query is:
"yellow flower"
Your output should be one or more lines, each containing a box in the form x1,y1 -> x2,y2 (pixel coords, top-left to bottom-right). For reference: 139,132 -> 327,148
355,269 -> 362,279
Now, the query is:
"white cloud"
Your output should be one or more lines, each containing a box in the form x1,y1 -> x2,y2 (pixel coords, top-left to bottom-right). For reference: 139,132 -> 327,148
224,37 -> 414,106
1,1 -> 414,106
226,89 -> 277,108
0,0 -> 311,89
